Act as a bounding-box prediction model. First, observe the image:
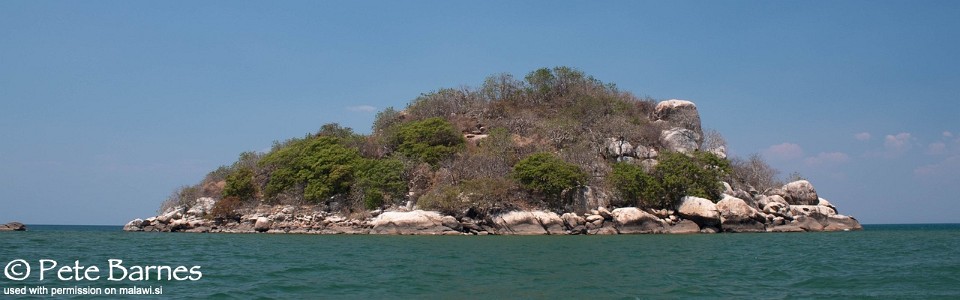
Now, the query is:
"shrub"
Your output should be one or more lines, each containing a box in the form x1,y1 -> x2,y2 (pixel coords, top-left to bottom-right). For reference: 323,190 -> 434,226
610,163 -> 659,207
210,196 -> 243,222
415,184 -> 463,215
222,167 -> 257,201
354,159 -> 407,209
416,178 -> 521,216
395,117 -> 465,166
611,151 -> 730,209
655,151 -> 730,206
259,136 -> 362,202
511,152 -> 587,206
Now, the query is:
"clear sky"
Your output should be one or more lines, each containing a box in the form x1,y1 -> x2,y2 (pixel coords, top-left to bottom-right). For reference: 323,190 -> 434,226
2,1 -> 958,225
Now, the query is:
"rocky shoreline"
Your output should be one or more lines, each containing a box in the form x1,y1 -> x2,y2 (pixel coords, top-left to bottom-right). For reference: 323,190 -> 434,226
124,180 -> 862,235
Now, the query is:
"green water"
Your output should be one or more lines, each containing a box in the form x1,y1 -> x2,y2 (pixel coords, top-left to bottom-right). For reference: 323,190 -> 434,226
2,224 -> 959,299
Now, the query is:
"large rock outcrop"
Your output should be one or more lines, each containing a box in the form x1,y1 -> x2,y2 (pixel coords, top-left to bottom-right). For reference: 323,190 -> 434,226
654,99 -> 703,134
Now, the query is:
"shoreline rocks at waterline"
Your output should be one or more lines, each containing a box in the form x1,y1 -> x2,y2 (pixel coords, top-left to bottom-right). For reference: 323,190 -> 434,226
123,183 -> 862,235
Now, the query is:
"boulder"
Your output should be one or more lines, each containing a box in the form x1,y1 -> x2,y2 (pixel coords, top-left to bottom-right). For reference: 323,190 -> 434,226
186,197 -> 216,216
817,197 -> 838,214
708,145 -> 727,159
793,215 -> 825,232
763,201 -> 789,216
767,224 -> 805,233
254,217 -> 272,233
605,138 -> 634,158
733,189 -> 757,208
185,226 -> 211,233
0,222 -> 27,231
156,207 -> 184,223
789,205 -> 837,217
170,219 -> 192,232
611,207 -> 664,234
716,195 -> 765,233
676,196 -> 720,227
757,195 -> 788,211
653,99 -> 703,134
660,128 -> 701,154
371,210 -> 446,234
722,182 -> 735,196
123,219 -> 144,232
441,216 -> 462,231
822,215 -> 863,231
665,219 -> 700,234
560,213 -> 584,229
597,207 -> 613,220
592,223 -> 619,235
493,211 -> 565,235
460,218 -> 482,232
532,211 -> 566,234
635,145 -> 658,160
585,214 -> 604,223
783,180 -> 819,205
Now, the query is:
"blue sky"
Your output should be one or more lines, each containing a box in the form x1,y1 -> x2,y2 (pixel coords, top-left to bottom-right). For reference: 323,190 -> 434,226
1,1 -> 957,225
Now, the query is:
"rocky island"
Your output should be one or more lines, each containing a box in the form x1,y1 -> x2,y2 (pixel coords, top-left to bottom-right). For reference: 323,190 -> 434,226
0,222 -> 27,231
125,67 -> 861,235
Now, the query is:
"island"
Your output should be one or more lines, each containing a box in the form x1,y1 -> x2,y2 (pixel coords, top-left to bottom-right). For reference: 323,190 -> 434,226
0,222 -> 27,231
124,67 -> 862,235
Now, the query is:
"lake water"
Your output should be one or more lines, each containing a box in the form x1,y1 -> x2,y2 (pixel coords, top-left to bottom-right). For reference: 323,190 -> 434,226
2,224 -> 959,299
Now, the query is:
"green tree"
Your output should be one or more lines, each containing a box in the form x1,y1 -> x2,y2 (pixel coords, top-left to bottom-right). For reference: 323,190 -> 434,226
511,152 -> 587,205
610,163 -> 660,207
395,117 -> 465,166
612,151 -> 730,209
259,136 -> 362,202
222,167 -> 257,201
354,158 -> 407,209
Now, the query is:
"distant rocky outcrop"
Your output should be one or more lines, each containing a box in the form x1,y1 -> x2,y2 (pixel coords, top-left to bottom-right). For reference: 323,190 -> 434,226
0,222 -> 27,231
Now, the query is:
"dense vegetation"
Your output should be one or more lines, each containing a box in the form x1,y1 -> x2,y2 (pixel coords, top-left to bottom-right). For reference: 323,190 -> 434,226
611,152 -> 730,208
159,67 -> 784,219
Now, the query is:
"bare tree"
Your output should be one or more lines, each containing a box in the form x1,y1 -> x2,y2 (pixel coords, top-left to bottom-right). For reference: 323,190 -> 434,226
729,153 -> 782,193
701,129 -> 726,151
